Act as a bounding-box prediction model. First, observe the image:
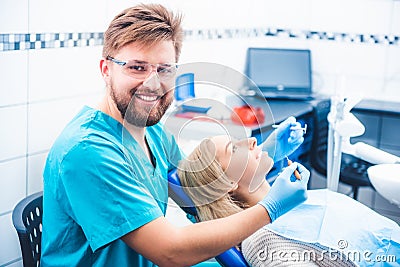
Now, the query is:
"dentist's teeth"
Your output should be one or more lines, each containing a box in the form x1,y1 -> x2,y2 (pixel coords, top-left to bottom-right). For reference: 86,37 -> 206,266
136,95 -> 159,102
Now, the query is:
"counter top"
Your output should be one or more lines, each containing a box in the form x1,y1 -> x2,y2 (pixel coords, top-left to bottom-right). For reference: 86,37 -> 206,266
241,96 -> 315,132
354,99 -> 400,115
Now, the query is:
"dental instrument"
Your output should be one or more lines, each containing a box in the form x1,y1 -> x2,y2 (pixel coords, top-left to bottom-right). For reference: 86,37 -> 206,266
286,156 -> 301,180
326,95 -> 400,193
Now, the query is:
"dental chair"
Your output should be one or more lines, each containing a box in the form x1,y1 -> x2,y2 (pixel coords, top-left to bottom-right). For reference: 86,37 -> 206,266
168,168 -> 250,267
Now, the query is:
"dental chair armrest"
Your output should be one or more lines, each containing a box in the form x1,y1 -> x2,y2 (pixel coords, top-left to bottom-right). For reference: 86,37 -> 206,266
168,169 -> 198,216
216,248 -> 250,267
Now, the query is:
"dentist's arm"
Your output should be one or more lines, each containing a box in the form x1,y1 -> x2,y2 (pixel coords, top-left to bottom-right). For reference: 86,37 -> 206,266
261,116 -> 305,162
121,163 -> 309,266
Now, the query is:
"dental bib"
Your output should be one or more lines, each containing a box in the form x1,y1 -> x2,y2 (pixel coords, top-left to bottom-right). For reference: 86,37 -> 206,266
265,189 -> 400,266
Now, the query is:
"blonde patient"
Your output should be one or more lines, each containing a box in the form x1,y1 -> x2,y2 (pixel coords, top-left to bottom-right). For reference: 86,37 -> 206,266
178,136 -> 273,220
178,135 -> 356,266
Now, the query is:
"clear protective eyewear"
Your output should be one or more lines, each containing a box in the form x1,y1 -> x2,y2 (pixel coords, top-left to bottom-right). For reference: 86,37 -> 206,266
106,56 -> 178,81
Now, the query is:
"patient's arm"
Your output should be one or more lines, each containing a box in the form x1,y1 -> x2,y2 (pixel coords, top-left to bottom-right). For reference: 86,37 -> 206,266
242,227 -> 356,267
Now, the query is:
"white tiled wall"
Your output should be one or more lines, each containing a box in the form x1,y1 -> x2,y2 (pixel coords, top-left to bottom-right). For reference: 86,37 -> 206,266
0,0 -> 29,33
310,0 -> 393,34
29,0 -> 108,33
0,213 -> 23,265
1,0 -> 399,266
0,158 -> 27,214
0,51 -> 28,107
0,106 -> 27,162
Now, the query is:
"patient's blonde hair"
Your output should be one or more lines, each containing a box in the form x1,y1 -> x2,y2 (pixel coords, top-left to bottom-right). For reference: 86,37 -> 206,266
178,138 -> 244,221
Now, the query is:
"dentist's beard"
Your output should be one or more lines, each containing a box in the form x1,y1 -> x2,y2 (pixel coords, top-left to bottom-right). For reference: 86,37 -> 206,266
110,84 -> 173,127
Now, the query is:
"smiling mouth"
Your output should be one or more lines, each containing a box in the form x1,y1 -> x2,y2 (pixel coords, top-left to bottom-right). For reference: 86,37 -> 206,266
135,94 -> 162,102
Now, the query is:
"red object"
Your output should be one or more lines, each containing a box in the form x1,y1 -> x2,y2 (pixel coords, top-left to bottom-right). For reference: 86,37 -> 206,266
231,105 -> 265,125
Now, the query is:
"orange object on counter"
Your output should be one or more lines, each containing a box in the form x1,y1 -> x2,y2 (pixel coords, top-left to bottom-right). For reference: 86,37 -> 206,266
231,105 -> 265,125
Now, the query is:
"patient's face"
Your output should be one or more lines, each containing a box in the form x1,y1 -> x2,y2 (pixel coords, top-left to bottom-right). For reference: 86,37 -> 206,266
212,135 -> 274,192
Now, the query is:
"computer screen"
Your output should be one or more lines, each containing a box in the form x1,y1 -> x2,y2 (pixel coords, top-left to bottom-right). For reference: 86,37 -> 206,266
245,48 -> 312,93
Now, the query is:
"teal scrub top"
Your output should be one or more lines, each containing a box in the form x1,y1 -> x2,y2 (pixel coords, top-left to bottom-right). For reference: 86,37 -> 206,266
41,106 -> 183,267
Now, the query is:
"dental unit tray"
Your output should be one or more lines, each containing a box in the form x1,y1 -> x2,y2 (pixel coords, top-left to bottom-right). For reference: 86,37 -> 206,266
181,104 -> 211,113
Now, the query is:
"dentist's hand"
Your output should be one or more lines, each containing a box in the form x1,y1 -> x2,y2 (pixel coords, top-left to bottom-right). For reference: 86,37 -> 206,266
258,162 -> 310,222
261,116 -> 305,162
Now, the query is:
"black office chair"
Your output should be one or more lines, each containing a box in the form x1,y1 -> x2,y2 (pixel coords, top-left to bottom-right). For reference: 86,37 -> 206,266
12,191 -> 43,267
310,100 -> 373,200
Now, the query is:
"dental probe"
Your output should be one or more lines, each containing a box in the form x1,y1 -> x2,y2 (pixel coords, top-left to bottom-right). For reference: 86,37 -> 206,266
286,156 -> 302,180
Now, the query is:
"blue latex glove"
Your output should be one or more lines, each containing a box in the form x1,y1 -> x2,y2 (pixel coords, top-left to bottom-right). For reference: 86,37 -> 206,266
258,162 -> 310,222
261,116 -> 305,162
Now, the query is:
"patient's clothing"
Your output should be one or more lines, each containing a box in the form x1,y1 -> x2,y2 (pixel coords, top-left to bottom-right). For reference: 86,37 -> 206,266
243,228 -> 356,266
41,106 -> 182,267
247,189 -> 399,267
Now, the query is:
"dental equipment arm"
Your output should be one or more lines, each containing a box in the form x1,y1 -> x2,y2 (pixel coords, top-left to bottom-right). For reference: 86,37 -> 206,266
327,96 -> 400,192
343,141 -> 400,165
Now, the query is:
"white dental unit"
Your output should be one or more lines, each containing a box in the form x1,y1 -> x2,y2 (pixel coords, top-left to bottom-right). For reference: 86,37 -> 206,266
327,96 -> 400,207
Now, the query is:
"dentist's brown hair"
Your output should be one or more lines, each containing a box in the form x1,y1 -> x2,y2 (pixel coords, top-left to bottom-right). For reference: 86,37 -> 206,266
102,3 -> 183,62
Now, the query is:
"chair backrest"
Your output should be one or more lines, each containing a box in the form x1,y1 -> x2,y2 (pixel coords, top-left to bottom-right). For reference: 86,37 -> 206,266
168,169 -> 249,267
310,99 -> 330,175
12,191 -> 43,267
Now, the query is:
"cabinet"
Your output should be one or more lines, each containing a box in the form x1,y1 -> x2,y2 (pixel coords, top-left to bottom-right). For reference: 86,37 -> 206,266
380,116 -> 400,156
352,100 -> 400,158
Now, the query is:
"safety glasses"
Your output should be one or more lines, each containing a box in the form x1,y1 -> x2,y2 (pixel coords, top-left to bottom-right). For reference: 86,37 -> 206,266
106,56 -> 178,81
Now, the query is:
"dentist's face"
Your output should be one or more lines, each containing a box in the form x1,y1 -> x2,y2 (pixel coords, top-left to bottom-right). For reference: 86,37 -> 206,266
212,135 -> 274,192
103,41 -> 176,127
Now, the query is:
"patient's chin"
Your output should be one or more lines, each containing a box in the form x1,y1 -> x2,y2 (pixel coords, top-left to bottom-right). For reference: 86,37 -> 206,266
263,157 -> 274,173
247,173 -> 267,193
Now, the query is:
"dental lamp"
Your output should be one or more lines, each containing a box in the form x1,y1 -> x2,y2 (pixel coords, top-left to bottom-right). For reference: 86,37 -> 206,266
326,96 -> 400,193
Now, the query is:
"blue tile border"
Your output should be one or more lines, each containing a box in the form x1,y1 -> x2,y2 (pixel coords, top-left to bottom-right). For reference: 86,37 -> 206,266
0,28 -> 399,52
0,32 -> 104,51
183,27 -> 400,45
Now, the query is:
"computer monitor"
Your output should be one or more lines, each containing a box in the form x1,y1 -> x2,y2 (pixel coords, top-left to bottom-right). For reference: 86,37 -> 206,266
245,48 -> 312,97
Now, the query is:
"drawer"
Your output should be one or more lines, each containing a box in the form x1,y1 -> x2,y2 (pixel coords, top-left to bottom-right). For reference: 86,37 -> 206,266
380,116 -> 400,147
